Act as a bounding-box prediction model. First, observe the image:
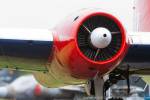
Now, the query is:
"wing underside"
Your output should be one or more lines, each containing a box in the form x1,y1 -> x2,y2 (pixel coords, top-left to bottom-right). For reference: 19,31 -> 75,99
120,32 -> 150,75
0,28 -> 53,72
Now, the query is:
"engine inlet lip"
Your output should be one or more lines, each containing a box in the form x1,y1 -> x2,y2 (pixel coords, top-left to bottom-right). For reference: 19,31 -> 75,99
73,11 -> 126,64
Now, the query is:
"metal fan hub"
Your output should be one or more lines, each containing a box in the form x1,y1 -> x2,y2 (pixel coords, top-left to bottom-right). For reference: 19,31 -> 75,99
90,27 -> 112,49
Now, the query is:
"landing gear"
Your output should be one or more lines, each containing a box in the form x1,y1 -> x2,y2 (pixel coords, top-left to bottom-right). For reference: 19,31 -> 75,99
88,65 -> 131,100
94,74 -> 104,100
86,73 -> 105,100
104,65 -> 131,97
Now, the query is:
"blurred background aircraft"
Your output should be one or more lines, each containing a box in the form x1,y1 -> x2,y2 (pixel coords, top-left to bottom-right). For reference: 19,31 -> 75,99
0,69 -> 86,100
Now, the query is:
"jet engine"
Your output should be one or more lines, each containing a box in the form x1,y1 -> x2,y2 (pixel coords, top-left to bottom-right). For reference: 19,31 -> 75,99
52,9 -> 128,79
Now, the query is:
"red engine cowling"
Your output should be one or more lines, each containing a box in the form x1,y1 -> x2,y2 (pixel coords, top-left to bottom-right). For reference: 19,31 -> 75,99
53,9 -> 128,79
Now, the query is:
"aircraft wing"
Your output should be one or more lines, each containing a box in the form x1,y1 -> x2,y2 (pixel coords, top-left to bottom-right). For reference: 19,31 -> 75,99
120,32 -> 150,75
0,28 -> 53,72
124,0 -> 150,75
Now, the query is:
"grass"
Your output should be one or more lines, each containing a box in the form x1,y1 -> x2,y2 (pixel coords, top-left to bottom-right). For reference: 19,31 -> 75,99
141,75 -> 150,84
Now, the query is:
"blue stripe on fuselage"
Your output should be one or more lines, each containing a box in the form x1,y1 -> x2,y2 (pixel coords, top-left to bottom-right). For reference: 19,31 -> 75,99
0,39 -> 53,59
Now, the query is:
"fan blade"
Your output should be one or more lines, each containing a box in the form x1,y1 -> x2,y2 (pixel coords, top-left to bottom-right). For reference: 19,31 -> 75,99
94,49 -> 100,61
82,25 -> 91,34
111,31 -> 120,35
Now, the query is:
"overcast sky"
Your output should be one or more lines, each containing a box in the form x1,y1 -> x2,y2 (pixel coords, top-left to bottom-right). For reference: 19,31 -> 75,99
0,0 -> 134,31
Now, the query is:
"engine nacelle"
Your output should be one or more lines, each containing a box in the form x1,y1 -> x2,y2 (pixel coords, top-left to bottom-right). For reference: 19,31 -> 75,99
32,9 -> 129,87
52,9 -> 128,79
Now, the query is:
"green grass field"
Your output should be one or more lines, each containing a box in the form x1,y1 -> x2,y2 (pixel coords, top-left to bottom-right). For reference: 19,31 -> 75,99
142,75 -> 150,84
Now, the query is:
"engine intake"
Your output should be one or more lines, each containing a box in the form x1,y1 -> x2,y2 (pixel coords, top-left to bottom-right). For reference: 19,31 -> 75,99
77,13 -> 125,62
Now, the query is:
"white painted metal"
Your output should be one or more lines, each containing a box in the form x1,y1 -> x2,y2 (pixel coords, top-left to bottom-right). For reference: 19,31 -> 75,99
91,27 -> 112,48
129,32 -> 150,45
0,28 -> 53,41
0,87 -> 8,98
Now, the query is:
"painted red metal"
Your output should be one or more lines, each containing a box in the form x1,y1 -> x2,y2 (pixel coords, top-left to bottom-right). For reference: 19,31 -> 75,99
136,0 -> 150,31
34,84 -> 42,96
52,9 -> 128,79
